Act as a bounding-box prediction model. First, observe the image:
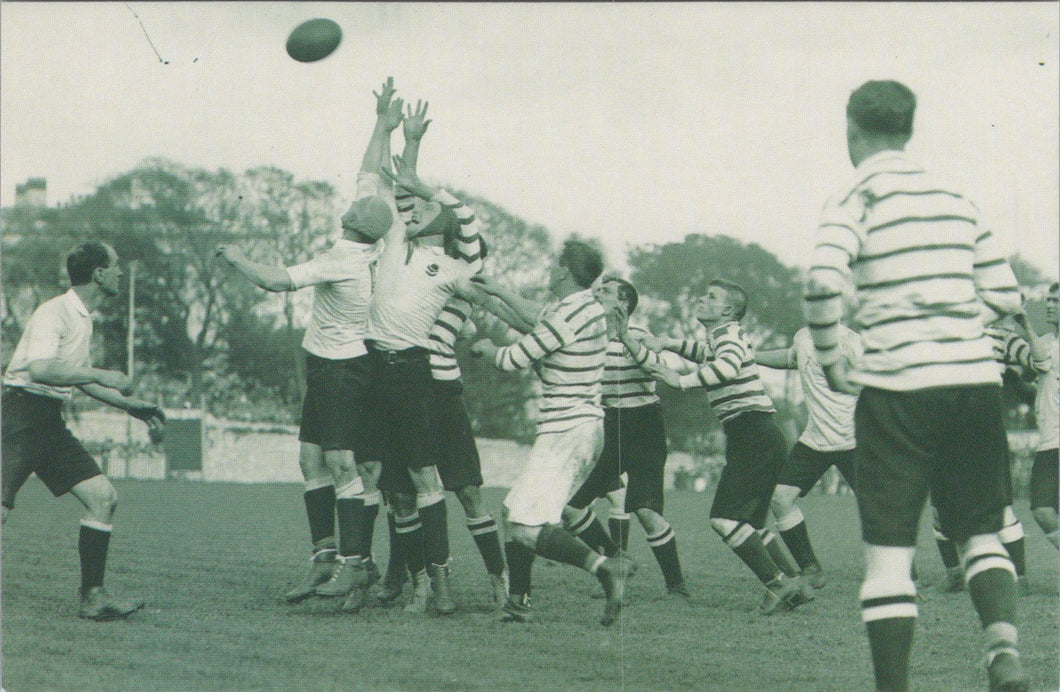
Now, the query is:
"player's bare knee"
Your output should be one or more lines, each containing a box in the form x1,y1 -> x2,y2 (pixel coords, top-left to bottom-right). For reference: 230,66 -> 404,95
298,443 -> 326,479
1033,507 -> 1058,532
770,485 -> 800,517
454,485 -> 483,517
323,449 -> 355,479
356,461 -> 381,491
409,466 -> 443,495
391,492 -> 418,518
710,517 -> 741,538
635,508 -> 667,534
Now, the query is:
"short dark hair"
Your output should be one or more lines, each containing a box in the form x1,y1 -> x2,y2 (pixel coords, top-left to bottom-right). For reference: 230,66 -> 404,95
559,240 -> 603,289
1049,282 -> 1059,294
602,275 -> 639,314
708,279 -> 747,320
67,242 -> 111,286
847,80 -> 916,136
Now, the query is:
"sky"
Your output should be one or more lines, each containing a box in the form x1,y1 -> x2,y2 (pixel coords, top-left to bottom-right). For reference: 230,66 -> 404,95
2,2 -> 1058,278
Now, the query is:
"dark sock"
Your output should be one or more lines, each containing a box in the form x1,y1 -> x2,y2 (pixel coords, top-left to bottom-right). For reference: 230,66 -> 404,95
568,509 -> 619,557
336,497 -> 365,558
419,498 -> 451,567
865,617 -> 916,691
647,523 -> 685,588
394,513 -> 426,575
535,524 -> 595,570
779,521 -> 821,572
967,567 -> 1018,629
79,522 -> 112,591
505,540 -> 536,599
303,484 -> 336,546
1002,538 -> 1026,577
359,501 -> 380,560
384,511 -> 406,582
937,537 -> 961,569
468,515 -> 506,576
728,531 -> 782,585
609,516 -> 631,551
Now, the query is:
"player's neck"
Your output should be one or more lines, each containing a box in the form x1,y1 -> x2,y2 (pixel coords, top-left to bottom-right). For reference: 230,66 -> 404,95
71,283 -> 104,312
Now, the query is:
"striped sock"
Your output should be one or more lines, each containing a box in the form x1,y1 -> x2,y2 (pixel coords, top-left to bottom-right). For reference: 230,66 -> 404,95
960,534 -> 1020,665
759,528 -> 801,578
417,492 -> 450,567
566,507 -> 619,557
505,540 -> 536,600
647,523 -> 685,588
861,545 -> 917,692
335,479 -> 365,558
718,522 -> 781,585
357,491 -> 381,561
776,507 -> 821,572
609,514 -> 631,552
467,515 -> 506,576
79,519 -> 113,591
535,524 -> 595,571
934,529 -> 962,569
384,509 -> 406,584
394,512 -> 426,576
999,507 -> 1026,577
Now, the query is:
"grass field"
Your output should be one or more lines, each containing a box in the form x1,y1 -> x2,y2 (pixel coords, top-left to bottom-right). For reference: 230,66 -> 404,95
2,478 -> 1057,691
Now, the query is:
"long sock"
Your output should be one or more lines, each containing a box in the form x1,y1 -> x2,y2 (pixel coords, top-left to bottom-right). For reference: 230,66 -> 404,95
609,513 -> 631,552
467,515 -> 506,576
303,480 -> 336,548
722,523 -> 781,585
647,523 -> 685,588
358,491 -> 381,560
961,533 -> 1020,665
384,509 -> 406,582
934,529 -> 961,569
79,520 -> 112,591
760,528 -> 801,578
417,493 -> 450,567
335,487 -> 365,558
535,524 -> 597,571
999,507 -> 1027,577
776,507 -> 821,572
566,507 -> 619,557
394,512 -> 426,576
861,545 -> 918,692
505,540 -> 536,599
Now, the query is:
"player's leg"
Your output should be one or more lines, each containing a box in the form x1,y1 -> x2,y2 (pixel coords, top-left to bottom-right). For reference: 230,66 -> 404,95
606,482 -> 631,552
943,386 -> 1029,691
1030,449 -> 1059,548
315,450 -> 371,599
455,484 -> 508,604
932,504 -> 965,593
562,410 -> 622,557
284,442 -> 339,602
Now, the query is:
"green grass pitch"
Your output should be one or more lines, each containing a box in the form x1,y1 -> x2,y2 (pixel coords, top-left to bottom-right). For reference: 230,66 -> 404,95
2,479 -> 1056,690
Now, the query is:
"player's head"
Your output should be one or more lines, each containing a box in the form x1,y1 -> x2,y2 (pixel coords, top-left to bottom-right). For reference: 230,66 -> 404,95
67,242 -> 121,296
696,279 -> 747,324
341,195 -> 393,242
846,80 -> 916,166
594,275 -> 638,315
551,239 -> 603,293
1047,281 -> 1059,328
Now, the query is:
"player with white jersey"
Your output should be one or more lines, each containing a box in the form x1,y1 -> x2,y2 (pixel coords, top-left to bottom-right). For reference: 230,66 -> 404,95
216,78 -> 401,613
470,240 -> 637,627
1030,283 -> 1059,547
756,325 -> 862,589
366,94 -> 486,616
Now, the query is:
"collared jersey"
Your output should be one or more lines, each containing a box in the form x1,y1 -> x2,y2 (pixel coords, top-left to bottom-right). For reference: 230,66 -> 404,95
493,289 -> 607,434
791,326 -> 860,451
429,297 -> 474,381
602,324 -> 660,409
286,238 -> 381,360
669,320 -> 776,423
364,173 -> 483,350
805,150 -> 1021,391
3,289 -> 93,400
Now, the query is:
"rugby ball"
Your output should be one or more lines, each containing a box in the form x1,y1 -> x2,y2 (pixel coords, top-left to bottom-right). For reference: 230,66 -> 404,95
286,18 -> 342,63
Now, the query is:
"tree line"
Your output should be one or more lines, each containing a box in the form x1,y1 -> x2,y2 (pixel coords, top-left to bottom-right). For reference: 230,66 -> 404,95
1,159 -> 1052,452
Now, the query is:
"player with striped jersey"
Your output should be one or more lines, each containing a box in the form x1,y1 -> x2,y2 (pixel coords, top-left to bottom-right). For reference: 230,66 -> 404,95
641,280 -> 811,614
756,324 -> 862,589
804,80 -> 1029,691
471,240 -> 636,626
563,276 -> 689,598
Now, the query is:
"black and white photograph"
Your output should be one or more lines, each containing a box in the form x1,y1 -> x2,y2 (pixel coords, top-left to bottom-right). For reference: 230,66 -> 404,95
1,3 -> 1057,690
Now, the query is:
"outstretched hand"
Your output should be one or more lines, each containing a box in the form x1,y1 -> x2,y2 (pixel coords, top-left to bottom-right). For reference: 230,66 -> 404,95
470,275 -> 502,296
127,401 -> 167,444
379,155 -> 431,198
403,100 -> 431,141
642,360 -> 681,388
374,77 -> 404,132
606,304 -> 630,338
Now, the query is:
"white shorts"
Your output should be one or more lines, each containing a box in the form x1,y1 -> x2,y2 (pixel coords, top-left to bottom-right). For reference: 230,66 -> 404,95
504,420 -> 604,526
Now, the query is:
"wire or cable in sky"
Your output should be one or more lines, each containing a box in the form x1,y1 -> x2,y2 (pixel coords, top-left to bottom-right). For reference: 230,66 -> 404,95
124,2 -> 169,65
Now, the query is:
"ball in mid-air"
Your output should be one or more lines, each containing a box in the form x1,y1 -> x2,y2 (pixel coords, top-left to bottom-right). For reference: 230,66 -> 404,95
286,18 -> 342,63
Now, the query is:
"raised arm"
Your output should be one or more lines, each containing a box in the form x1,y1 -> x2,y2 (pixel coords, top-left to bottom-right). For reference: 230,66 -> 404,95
361,77 -> 404,181
215,245 -> 293,292
756,347 -> 794,370
454,278 -> 535,334
469,275 -> 541,330
971,221 -> 1022,322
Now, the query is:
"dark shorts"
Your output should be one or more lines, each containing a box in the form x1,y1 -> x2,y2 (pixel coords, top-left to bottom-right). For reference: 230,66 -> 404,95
777,441 -> 857,496
711,411 -> 787,528
1030,448 -> 1059,511
299,351 -> 379,459
367,344 -> 436,495
429,378 -> 483,491
1,388 -> 102,509
854,385 -> 1009,546
569,403 -> 668,514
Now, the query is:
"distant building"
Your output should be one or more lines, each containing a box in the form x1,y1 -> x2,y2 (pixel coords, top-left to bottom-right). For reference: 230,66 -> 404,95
14,178 -> 47,207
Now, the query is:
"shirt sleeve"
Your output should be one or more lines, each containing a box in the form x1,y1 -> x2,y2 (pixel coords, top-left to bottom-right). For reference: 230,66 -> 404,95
666,339 -> 709,363
971,224 -> 1021,318
286,251 -> 348,289
676,328 -> 746,389
493,310 -> 574,372
804,196 -> 862,366
433,189 -> 483,269
20,303 -> 64,363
